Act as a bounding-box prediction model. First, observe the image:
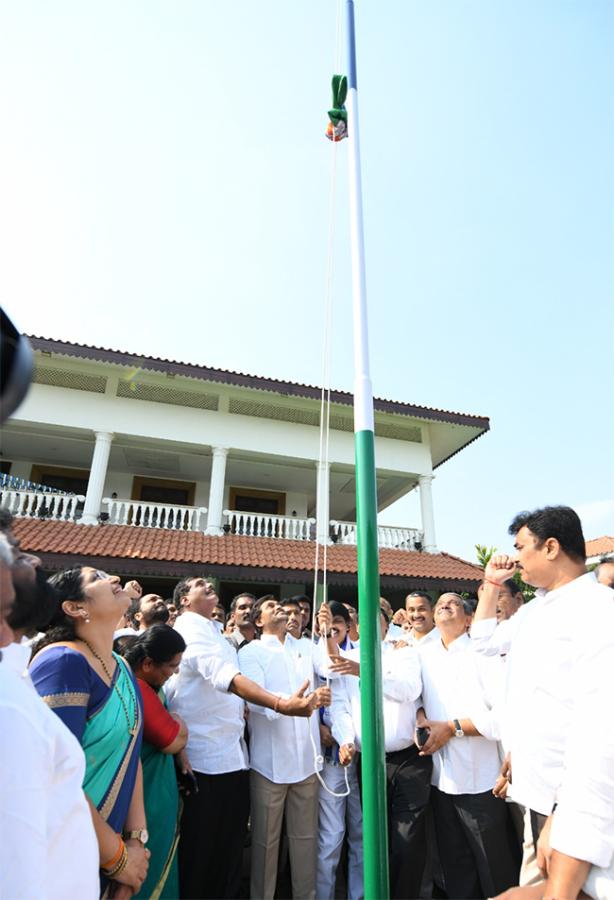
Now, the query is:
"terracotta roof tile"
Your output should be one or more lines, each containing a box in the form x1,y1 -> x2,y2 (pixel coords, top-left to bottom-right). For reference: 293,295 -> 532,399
586,536 -> 614,558
13,519 -> 483,583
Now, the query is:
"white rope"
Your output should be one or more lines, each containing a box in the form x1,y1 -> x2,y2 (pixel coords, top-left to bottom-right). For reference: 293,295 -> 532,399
309,0 -> 350,799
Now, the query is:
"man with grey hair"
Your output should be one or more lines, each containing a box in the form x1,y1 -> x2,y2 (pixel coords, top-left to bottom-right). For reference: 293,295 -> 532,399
417,592 -> 520,898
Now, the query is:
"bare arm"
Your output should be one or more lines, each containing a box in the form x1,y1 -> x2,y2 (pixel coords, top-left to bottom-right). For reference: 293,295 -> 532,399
474,554 -> 515,621
229,673 -> 330,717
161,714 -> 188,755
544,851 -> 590,899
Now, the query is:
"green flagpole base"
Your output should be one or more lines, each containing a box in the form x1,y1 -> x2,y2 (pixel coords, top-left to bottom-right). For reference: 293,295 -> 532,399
355,428 -> 390,900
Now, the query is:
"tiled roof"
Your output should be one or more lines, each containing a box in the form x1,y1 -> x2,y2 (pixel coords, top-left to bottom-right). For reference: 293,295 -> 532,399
27,335 -> 489,430
586,536 -> 614,559
13,519 -> 483,583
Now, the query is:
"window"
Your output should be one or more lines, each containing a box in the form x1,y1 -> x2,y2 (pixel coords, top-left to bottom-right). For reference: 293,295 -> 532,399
131,476 -> 196,507
30,465 -> 90,495
228,487 -> 285,516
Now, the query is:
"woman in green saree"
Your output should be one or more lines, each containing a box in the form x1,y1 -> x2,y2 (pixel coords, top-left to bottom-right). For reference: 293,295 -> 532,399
30,566 -> 150,898
122,624 -> 189,900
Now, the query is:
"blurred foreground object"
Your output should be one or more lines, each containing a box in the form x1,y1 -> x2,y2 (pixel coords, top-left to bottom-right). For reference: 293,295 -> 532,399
0,308 -> 33,423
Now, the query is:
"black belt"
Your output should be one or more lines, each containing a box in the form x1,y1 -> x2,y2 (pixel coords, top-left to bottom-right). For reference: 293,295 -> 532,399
385,744 -> 417,763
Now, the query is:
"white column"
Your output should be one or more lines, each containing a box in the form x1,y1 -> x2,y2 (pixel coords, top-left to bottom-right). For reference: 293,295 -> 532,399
418,474 -> 437,552
315,460 -> 331,544
81,432 -> 114,525
206,447 -> 229,536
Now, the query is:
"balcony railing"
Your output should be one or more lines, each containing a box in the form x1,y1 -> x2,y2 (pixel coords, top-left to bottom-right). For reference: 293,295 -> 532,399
223,509 -> 315,541
330,520 -> 424,550
0,488 -> 425,550
0,487 -> 85,522
102,497 -> 208,531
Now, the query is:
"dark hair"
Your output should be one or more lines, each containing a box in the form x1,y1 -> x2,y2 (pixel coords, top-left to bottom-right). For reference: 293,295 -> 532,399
281,597 -> 301,610
501,578 -> 523,597
230,592 -> 256,613
0,507 -> 14,531
508,506 -> 586,563
328,600 -> 350,624
121,624 -> 186,669
595,557 -> 614,588
405,590 -> 435,609
7,567 -> 59,633
379,607 -> 390,625
292,594 -> 311,608
172,576 -> 194,607
250,594 -> 277,632
125,595 -> 142,628
172,575 -> 215,608
30,566 -> 85,657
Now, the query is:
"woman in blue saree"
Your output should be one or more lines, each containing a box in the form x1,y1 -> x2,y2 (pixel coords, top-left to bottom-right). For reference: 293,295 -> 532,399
30,566 -> 150,898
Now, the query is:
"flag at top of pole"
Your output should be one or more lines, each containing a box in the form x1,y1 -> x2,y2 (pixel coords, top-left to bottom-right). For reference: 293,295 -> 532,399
344,2 -> 390,898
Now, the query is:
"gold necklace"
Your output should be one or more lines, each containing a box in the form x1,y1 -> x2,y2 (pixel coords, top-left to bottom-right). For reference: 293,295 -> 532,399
80,638 -> 139,737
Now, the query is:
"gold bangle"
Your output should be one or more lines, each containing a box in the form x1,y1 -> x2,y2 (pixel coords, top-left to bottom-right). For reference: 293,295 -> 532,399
100,834 -> 123,872
103,844 -> 128,878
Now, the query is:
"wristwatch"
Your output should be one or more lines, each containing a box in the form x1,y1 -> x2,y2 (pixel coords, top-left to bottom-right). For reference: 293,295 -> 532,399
452,718 -> 464,738
123,828 -> 149,846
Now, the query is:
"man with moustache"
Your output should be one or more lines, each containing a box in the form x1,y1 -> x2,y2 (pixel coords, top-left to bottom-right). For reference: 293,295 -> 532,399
239,596 -> 333,900
405,590 -> 439,646
418,593 -> 520,898
167,577 -> 330,899
226,591 -> 256,650
131,593 -> 170,631
472,506 -> 614,900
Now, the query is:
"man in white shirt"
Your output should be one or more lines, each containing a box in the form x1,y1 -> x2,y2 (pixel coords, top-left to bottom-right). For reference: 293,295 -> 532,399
405,590 -> 440,646
238,595 -> 332,900
329,608 -> 428,900
472,505 -> 614,900
0,529 -> 100,900
166,577 -> 329,900
418,592 -> 521,898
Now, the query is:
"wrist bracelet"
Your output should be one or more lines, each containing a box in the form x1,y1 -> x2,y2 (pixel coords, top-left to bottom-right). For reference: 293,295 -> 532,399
100,835 -> 123,873
107,845 -> 129,879
485,578 -> 502,588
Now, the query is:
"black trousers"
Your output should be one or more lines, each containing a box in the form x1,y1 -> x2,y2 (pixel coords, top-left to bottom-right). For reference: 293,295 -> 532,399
179,768 -> 250,899
431,786 -> 521,899
385,745 -> 433,900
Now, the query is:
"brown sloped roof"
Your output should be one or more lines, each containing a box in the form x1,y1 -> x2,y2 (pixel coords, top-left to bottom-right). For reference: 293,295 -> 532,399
586,536 -> 614,558
27,335 -> 490,430
13,519 -> 483,583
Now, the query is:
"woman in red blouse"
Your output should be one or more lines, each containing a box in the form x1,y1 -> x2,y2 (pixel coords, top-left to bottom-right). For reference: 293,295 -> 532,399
122,625 -> 189,899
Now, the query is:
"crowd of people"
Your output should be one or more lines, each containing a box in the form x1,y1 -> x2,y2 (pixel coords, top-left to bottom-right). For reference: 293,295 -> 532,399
1,504 -> 613,900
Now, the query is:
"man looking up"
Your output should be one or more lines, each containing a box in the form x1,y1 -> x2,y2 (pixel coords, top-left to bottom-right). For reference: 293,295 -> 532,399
239,596 -> 333,900
418,593 -> 520,897
472,506 -> 614,900
329,608 -> 426,899
226,591 -> 255,650
132,594 -> 170,631
491,578 -> 524,623
405,590 -> 438,645
295,594 -> 313,638
166,577 -> 330,900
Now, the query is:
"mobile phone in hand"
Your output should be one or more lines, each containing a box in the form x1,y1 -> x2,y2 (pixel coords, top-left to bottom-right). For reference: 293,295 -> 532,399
415,726 -> 430,749
177,768 -> 198,794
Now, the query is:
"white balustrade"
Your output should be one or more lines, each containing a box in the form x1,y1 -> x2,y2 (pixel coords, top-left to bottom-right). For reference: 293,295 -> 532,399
329,520 -> 424,551
223,510 -> 315,541
102,498 -> 208,531
0,488 -> 85,522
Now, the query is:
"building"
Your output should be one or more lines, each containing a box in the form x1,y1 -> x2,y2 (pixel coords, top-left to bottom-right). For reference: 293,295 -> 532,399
586,536 -> 614,566
1,336 -> 487,606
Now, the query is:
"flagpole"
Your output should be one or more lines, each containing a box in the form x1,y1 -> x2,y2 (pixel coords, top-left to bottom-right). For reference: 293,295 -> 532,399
345,2 -> 389,898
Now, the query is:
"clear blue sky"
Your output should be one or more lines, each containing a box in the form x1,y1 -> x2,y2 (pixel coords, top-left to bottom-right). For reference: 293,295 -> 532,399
1,1 -> 612,562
